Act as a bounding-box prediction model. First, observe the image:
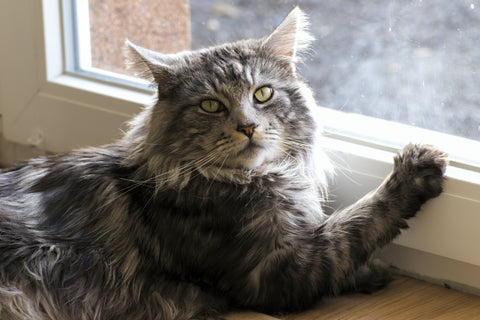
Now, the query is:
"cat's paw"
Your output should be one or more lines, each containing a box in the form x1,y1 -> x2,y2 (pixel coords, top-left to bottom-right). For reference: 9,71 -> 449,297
393,143 -> 448,201
341,259 -> 393,294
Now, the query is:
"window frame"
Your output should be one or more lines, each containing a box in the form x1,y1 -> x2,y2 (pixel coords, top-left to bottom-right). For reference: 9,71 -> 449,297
1,0 -> 480,291
0,0 -> 153,152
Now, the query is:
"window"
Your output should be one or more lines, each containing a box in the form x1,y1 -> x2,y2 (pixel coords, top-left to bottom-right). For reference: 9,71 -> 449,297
1,0 -> 479,291
75,0 -> 480,167
194,1 -> 480,168
70,0 -> 190,86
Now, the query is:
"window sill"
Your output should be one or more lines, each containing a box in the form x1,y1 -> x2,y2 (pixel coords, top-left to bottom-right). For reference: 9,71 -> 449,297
320,107 -> 480,170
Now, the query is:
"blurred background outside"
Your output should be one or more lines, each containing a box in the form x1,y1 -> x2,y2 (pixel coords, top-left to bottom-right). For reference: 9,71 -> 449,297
86,0 -> 480,141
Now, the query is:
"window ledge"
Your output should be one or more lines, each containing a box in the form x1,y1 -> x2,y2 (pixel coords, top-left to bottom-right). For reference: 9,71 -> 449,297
320,107 -> 480,170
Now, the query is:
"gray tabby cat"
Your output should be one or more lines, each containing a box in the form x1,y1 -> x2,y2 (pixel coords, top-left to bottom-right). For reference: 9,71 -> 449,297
0,7 -> 447,320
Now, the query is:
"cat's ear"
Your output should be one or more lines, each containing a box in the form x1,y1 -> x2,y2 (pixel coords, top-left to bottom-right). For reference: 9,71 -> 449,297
125,39 -> 176,84
261,7 -> 314,69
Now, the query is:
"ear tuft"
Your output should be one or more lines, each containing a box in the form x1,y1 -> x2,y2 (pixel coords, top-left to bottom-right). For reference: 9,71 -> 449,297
124,39 -> 175,84
261,7 -> 314,65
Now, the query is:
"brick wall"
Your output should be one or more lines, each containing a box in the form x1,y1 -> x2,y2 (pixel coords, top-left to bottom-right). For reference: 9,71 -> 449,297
88,0 -> 191,75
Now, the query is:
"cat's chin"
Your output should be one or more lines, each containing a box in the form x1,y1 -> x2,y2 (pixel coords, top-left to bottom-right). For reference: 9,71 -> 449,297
198,152 -> 273,184
226,146 -> 276,170
229,157 -> 265,170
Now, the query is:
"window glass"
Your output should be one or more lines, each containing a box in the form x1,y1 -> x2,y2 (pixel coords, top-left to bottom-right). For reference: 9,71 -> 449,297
82,0 -> 190,76
81,0 -> 479,142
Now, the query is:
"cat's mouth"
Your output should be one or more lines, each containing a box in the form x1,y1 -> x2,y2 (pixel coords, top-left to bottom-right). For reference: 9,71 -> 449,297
226,141 -> 270,169
237,141 -> 263,156
218,135 -> 281,169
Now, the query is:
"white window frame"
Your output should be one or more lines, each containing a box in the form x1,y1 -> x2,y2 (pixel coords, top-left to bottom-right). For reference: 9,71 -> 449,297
0,0 -> 153,152
1,0 -> 480,293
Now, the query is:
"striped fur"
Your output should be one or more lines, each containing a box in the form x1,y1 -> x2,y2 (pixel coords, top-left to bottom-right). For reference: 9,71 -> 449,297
0,8 -> 447,319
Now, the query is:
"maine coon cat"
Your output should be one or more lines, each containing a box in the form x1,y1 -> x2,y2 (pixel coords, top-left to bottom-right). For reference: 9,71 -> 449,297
0,7 -> 447,320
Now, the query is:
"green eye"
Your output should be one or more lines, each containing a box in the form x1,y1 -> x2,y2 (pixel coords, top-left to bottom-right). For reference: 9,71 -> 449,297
200,100 -> 222,113
254,86 -> 273,103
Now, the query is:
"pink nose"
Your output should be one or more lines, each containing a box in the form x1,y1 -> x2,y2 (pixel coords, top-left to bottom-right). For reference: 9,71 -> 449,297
237,123 -> 259,138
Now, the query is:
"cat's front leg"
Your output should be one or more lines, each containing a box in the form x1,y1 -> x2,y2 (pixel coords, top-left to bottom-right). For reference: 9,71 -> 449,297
322,143 -> 447,294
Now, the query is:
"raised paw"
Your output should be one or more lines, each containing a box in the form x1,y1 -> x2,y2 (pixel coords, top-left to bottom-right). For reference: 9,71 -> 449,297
393,143 -> 448,201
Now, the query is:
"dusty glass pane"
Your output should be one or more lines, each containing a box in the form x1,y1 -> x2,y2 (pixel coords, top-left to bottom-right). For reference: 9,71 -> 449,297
85,0 -> 479,141
190,0 -> 480,141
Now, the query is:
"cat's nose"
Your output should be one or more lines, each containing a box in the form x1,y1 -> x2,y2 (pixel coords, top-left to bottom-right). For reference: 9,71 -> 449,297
237,123 -> 259,138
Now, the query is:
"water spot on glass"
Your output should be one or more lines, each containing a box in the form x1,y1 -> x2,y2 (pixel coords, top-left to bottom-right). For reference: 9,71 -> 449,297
414,47 -> 433,59
318,25 -> 332,38
206,19 -> 220,32
388,62 -> 401,73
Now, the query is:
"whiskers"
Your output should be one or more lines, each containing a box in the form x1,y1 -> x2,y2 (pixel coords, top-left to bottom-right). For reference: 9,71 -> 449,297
119,132 -> 326,198
93,151 -> 227,214
276,135 -> 332,200
152,152 -> 224,189
280,137 -> 314,154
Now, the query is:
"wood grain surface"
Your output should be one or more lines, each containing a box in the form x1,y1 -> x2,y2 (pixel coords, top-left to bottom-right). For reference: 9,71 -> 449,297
226,276 -> 480,319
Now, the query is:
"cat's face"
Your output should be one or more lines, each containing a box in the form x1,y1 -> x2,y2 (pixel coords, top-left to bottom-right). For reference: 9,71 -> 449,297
128,8 -> 318,171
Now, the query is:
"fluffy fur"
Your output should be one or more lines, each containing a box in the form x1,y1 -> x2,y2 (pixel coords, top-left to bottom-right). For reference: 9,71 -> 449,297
0,7 -> 447,320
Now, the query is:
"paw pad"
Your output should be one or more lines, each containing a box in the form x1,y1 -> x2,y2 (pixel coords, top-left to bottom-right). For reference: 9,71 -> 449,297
394,143 -> 448,199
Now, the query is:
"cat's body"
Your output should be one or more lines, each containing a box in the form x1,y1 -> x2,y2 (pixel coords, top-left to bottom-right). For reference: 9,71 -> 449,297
0,8 -> 447,320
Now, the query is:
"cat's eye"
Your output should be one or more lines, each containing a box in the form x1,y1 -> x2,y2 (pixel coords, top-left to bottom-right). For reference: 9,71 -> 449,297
200,100 -> 223,113
254,86 -> 274,103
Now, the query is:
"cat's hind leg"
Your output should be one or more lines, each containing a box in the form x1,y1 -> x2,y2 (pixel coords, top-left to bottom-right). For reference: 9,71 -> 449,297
139,276 -> 230,320
339,258 -> 393,294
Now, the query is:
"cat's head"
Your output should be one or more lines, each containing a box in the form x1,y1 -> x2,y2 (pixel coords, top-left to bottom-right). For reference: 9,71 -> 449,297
126,7 -> 322,179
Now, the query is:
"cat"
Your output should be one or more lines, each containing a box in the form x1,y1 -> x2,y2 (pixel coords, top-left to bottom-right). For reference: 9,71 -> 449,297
0,7 -> 447,320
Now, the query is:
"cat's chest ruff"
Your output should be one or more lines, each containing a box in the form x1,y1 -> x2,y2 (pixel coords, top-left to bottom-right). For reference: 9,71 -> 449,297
232,171 -> 321,214
190,161 -> 324,224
